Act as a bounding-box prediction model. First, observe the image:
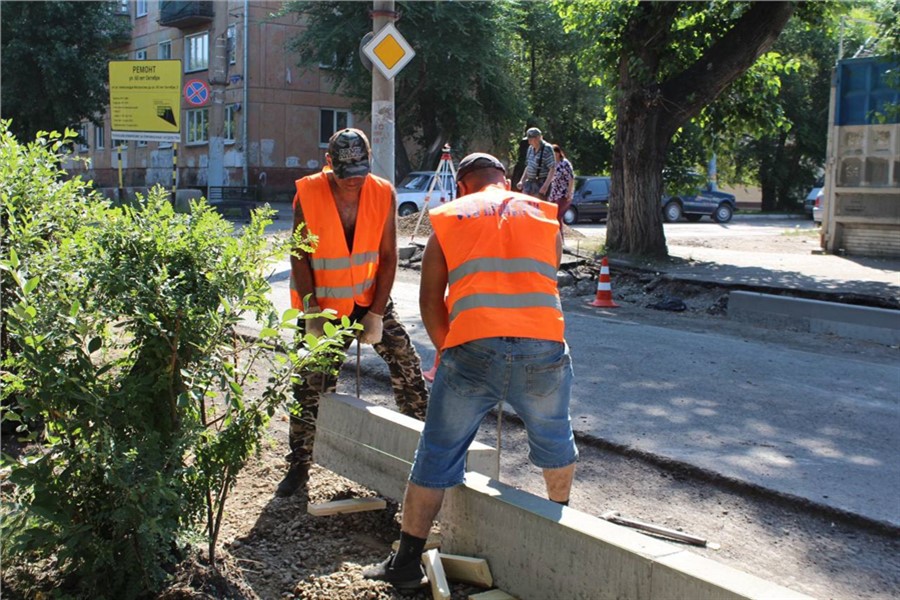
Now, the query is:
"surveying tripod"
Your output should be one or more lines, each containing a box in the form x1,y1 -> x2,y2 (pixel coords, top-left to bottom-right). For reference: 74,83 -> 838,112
409,144 -> 457,244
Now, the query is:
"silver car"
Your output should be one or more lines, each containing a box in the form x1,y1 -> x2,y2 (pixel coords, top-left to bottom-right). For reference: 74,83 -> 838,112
396,171 -> 456,216
812,188 -> 824,226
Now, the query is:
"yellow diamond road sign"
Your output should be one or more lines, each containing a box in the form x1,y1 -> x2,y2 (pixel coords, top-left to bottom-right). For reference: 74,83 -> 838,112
362,23 -> 415,80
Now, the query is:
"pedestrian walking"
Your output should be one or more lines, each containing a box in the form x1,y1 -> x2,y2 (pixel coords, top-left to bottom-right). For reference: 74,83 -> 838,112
516,127 -> 556,199
279,128 -> 429,498
364,152 -> 577,589
548,143 -> 575,242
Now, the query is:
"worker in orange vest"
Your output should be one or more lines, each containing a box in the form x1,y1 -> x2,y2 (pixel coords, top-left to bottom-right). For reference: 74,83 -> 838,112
364,153 -> 578,589
280,128 -> 428,498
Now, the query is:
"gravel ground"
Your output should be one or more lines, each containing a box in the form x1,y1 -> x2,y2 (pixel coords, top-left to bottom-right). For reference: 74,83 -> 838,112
6,219 -> 899,599
183,221 -> 899,600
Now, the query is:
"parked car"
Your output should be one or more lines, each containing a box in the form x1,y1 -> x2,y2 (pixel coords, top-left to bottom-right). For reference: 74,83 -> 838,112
396,171 -> 456,216
804,177 -> 825,218
812,187 -> 825,226
562,176 -> 611,225
661,183 -> 736,223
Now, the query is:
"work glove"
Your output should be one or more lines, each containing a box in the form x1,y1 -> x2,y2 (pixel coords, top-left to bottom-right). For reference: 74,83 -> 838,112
359,310 -> 384,345
303,305 -> 327,338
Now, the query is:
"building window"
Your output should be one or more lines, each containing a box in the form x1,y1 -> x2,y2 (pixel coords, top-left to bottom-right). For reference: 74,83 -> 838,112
137,140 -> 148,147
136,0 -> 147,17
227,25 -> 236,65
319,109 -> 350,146
185,32 -> 209,72
158,40 -> 172,60
95,123 -> 105,149
135,49 -> 147,60
225,104 -> 238,143
78,124 -> 89,152
186,108 -> 208,144
116,1 -> 129,16
319,53 -> 338,70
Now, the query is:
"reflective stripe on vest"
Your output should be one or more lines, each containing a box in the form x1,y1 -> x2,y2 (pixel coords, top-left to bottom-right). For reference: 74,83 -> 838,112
448,257 -> 558,285
291,171 -> 390,317
429,188 -> 565,349
449,290 -> 562,322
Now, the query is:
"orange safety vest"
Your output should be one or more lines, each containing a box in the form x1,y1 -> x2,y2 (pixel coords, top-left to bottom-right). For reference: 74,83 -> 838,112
429,187 -> 565,350
290,170 -> 391,318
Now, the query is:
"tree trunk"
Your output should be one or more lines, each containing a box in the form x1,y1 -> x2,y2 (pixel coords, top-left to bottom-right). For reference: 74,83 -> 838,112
607,101 -> 669,258
608,1 -> 796,258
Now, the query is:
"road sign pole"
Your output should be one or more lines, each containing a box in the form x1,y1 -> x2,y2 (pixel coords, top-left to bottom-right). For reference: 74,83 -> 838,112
117,143 -> 124,192
207,5 -> 229,189
172,143 -> 178,198
371,0 -> 396,183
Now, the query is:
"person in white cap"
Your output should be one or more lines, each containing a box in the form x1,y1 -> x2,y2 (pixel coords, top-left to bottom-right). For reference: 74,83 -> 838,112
516,127 -> 556,199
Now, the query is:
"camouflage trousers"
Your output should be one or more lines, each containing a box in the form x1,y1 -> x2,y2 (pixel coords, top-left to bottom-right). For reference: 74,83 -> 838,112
287,299 -> 429,468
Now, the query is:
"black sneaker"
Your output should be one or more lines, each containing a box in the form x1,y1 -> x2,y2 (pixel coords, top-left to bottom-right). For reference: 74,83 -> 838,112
275,463 -> 309,498
362,552 -> 428,590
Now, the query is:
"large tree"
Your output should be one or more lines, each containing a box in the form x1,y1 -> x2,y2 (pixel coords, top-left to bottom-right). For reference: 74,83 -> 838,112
515,2 -> 613,176
283,1 -> 528,176
563,1 -> 796,258
0,1 -> 130,141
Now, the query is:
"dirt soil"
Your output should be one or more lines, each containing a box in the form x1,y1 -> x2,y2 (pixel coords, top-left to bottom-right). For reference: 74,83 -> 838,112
6,220 -> 899,599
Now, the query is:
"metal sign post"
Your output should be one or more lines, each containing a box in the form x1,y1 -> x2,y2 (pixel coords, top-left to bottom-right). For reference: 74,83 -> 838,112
364,3 -> 415,183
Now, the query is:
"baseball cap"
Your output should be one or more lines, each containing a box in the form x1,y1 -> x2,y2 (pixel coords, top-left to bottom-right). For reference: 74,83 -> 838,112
455,152 -> 507,182
526,127 -> 542,138
327,128 -> 371,179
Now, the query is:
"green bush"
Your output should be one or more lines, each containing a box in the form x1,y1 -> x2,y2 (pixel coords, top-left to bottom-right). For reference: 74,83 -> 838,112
0,122 -> 356,598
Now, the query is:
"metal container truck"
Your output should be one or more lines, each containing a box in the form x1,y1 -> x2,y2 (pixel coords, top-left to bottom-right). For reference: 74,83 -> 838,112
821,56 -> 900,257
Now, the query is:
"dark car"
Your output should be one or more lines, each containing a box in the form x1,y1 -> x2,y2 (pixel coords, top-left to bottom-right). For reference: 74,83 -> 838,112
661,183 -> 736,223
562,175 -> 610,225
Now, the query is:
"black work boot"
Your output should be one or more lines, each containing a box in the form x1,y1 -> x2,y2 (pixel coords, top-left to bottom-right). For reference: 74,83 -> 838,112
275,462 -> 309,498
363,552 -> 428,590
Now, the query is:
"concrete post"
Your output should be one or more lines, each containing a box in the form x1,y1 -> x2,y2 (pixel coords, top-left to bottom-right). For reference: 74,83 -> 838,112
370,0 -> 395,183
206,2 -> 229,188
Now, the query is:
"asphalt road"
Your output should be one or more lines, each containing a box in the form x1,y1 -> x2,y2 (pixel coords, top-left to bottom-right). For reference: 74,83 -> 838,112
244,208 -> 900,531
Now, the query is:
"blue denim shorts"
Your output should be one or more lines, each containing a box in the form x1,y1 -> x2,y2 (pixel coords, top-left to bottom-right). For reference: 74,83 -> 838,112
409,337 -> 578,489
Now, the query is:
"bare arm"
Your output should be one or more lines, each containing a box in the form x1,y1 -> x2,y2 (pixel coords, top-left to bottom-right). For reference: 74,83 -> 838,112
419,234 -> 450,351
291,194 -> 318,310
368,189 -> 399,315
540,146 -> 557,196
555,231 -> 562,268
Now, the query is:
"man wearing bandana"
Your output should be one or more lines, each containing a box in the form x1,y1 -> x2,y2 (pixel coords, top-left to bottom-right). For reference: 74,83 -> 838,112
280,128 -> 429,498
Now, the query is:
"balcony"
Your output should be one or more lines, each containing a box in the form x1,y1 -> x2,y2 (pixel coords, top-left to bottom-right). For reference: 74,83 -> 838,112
159,1 -> 214,29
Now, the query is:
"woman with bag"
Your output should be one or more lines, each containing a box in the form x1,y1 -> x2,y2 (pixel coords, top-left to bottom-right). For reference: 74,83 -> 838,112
548,144 -> 575,242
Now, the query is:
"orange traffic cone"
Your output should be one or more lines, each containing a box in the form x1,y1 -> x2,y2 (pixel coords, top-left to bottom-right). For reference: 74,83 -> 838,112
589,256 -> 619,308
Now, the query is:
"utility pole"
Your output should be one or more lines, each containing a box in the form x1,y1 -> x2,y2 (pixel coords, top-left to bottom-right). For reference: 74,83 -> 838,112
370,0 -> 396,183
207,3 -> 229,188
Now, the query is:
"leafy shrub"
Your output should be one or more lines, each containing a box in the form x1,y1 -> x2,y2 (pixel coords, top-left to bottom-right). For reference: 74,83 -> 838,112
1,122 -> 356,598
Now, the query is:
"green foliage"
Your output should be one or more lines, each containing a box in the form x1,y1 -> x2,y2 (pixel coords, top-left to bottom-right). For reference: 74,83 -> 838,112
515,1 -> 613,175
0,1 -> 131,141
282,1 -> 528,170
0,122 -> 357,598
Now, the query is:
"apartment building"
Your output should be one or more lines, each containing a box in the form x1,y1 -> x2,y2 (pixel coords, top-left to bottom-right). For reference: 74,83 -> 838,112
68,0 -> 366,201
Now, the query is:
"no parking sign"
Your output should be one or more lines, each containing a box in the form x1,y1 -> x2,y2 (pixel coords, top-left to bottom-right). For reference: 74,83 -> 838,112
183,79 -> 210,107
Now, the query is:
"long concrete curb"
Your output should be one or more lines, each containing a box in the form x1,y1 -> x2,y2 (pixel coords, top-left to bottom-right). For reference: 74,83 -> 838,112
728,290 -> 900,345
313,392 -> 499,501
314,393 -> 813,600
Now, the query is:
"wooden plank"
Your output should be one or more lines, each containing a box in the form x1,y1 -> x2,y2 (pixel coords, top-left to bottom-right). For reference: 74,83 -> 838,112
423,548 -> 451,600
306,497 -> 386,516
438,553 -> 493,588
392,533 -> 442,552
468,590 -> 518,600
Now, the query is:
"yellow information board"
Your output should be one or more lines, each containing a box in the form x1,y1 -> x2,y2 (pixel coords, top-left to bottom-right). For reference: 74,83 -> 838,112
109,60 -> 181,142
